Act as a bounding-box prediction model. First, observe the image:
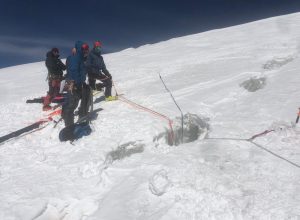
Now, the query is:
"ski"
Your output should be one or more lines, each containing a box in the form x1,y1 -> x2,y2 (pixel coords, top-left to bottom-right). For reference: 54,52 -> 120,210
0,117 -> 53,144
0,108 -> 62,144
26,95 -> 65,104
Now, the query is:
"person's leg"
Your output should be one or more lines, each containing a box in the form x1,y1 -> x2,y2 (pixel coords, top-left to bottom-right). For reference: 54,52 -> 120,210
88,73 -> 97,90
88,77 -> 96,90
52,79 -> 61,98
101,78 -> 112,97
62,90 -> 80,127
42,94 -> 52,110
78,84 -> 91,119
95,83 -> 104,91
43,78 -> 53,110
48,77 -> 52,95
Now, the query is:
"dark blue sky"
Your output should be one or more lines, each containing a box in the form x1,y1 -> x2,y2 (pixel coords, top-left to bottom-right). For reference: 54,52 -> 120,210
0,0 -> 299,68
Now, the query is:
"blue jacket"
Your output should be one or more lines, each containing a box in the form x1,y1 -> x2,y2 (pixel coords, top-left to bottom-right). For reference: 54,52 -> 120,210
85,48 -> 111,77
66,41 -> 86,86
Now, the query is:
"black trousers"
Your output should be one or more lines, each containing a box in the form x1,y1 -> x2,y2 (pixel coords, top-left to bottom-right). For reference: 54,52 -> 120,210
88,73 -> 112,97
62,84 -> 91,127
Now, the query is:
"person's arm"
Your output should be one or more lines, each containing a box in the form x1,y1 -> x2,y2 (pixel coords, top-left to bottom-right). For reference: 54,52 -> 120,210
66,56 -> 78,81
46,57 -> 56,72
100,57 -> 111,78
58,59 -> 66,71
85,54 -> 99,74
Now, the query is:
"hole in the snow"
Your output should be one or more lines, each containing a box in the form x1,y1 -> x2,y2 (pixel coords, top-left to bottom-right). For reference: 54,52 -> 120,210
153,113 -> 210,146
240,77 -> 266,92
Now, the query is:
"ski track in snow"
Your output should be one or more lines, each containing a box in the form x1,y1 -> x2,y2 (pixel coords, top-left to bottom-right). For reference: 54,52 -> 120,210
1,13 -> 300,220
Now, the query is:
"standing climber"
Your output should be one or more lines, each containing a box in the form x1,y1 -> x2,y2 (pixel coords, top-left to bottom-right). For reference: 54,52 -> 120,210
62,41 -> 91,127
85,41 -> 116,101
44,48 -> 66,110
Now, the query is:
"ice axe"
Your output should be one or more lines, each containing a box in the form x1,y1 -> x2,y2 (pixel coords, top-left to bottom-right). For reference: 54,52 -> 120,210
296,108 -> 300,124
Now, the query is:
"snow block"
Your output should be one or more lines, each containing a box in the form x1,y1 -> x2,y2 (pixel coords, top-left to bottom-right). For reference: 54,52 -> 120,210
105,141 -> 144,164
240,76 -> 266,92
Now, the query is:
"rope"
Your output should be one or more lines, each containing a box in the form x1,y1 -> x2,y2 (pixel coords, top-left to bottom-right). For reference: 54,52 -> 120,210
47,108 -> 62,117
118,96 -> 175,144
112,80 -> 174,144
112,79 -> 119,96
111,80 -> 299,168
248,129 -> 275,141
249,140 -> 300,168
206,136 -> 300,169
159,73 -> 184,144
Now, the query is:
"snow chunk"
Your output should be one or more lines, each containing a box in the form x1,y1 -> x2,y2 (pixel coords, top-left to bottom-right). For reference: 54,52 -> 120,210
262,56 -> 294,70
240,76 -> 266,92
106,141 -> 144,163
149,169 -> 171,196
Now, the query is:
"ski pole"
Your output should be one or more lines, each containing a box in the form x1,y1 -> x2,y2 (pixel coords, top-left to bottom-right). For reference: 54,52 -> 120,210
159,73 -> 184,144
53,117 -> 63,128
112,80 -> 119,96
296,108 -> 300,124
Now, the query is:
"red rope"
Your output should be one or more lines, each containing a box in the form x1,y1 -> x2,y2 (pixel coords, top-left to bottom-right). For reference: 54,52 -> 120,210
113,80 -> 175,144
248,129 -> 275,141
118,95 -> 175,144
47,108 -> 62,117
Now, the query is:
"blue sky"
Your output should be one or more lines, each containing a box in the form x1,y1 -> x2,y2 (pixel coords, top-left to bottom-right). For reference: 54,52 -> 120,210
0,0 -> 299,68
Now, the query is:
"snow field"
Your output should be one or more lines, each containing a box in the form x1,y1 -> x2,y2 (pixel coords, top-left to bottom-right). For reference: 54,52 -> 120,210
0,12 -> 300,219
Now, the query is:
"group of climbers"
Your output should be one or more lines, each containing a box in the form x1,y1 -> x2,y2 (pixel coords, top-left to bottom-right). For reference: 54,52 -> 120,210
43,40 -> 116,130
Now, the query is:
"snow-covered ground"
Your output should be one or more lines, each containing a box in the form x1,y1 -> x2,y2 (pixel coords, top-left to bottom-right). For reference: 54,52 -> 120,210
1,13 -> 300,220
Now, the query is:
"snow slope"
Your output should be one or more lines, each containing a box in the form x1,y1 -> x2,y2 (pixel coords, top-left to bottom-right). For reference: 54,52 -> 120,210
1,13 -> 300,220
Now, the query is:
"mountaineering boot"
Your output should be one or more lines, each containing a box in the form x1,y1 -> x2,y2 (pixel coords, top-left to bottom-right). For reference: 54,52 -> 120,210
105,96 -> 118,101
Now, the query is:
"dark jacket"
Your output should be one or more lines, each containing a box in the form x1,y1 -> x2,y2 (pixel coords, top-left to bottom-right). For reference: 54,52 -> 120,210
45,51 -> 66,77
66,41 -> 87,86
85,48 -> 111,78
